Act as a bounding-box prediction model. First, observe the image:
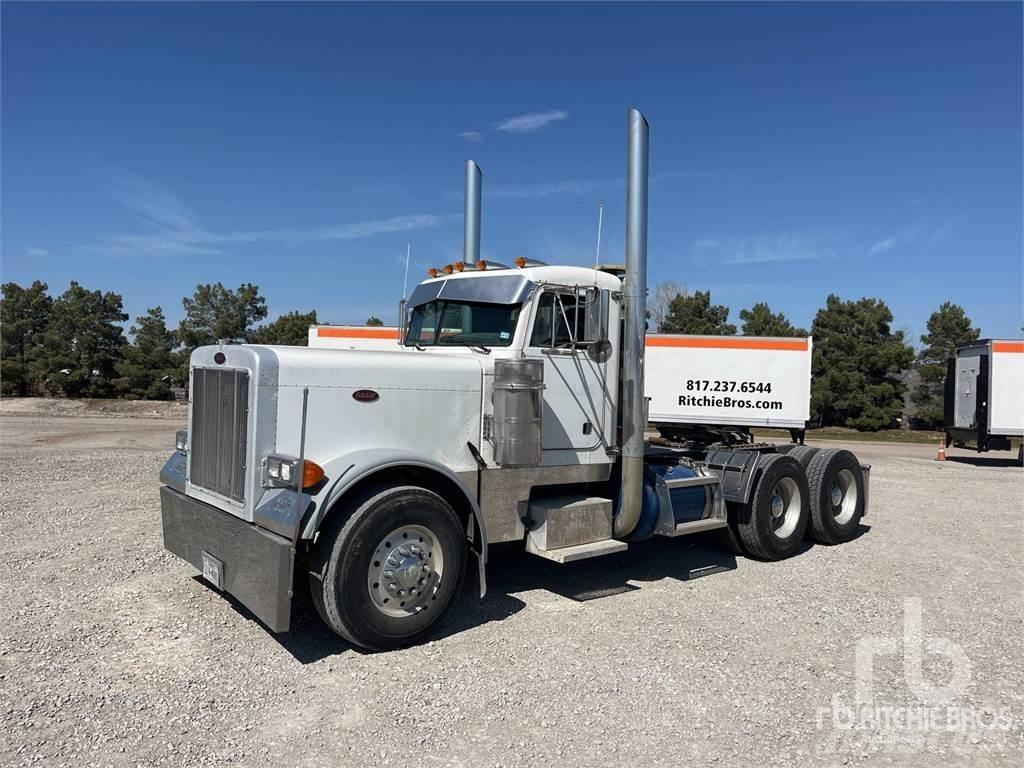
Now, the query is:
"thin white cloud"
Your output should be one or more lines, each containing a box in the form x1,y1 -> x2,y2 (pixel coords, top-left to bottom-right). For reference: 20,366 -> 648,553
867,236 -> 897,257
494,110 -> 569,134
488,170 -> 711,200
24,247 -> 49,258
695,234 -> 836,265
863,218 -> 958,257
457,130 -> 483,143
86,173 -> 454,257
489,177 -> 619,199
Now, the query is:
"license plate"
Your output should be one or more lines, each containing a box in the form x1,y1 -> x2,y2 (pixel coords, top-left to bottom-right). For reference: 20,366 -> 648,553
201,551 -> 224,590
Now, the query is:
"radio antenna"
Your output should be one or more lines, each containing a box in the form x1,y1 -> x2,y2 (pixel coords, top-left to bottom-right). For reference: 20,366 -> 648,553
594,201 -> 604,268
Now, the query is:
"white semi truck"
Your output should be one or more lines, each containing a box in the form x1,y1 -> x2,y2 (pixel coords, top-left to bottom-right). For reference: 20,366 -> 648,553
160,111 -> 869,650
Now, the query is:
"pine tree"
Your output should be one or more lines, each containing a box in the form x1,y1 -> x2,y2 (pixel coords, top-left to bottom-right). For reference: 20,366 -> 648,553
739,302 -> 807,337
39,282 -> 128,397
114,307 -> 181,399
365,315 -> 384,327
910,303 -> 979,428
658,290 -> 736,335
1,280 -> 52,395
177,283 -> 268,379
178,283 -> 268,349
253,310 -> 318,346
810,294 -> 914,430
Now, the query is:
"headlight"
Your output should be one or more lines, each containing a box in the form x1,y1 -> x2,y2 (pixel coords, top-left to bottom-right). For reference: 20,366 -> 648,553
175,430 -> 189,452
263,454 -> 325,489
266,454 -> 296,485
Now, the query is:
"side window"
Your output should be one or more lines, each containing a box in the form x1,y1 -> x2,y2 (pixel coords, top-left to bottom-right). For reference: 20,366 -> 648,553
552,294 -> 581,347
530,291 -> 581,348
411,300 -> 441,343
530,293 -> 555,347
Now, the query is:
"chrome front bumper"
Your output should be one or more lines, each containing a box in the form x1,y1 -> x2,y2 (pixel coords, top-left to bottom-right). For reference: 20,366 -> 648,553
160,486 -> 293,632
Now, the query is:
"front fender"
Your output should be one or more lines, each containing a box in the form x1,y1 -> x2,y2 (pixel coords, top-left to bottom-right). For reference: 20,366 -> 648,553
304,449 -> 486,563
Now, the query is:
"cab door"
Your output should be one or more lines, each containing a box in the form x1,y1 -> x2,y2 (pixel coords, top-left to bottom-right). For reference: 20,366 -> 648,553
524,288 -> 610,460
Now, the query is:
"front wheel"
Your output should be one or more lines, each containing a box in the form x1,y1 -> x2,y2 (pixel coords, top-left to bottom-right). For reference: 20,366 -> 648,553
309,485 -> 466,651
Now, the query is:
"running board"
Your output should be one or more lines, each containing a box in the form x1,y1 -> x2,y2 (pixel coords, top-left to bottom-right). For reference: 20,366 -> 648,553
525,537 -> 628,563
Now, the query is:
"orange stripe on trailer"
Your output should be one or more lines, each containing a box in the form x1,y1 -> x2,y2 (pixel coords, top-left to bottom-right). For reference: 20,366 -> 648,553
646,336 -> 808,351
316,327 -> 400,339
992,341 -> 1024,353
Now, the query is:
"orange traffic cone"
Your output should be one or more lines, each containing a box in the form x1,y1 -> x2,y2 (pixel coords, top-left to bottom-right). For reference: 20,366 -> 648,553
936,439 -> 946,461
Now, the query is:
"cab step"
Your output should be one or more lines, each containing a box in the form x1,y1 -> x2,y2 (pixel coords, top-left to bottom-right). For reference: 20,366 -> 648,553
525,537 -> 628,563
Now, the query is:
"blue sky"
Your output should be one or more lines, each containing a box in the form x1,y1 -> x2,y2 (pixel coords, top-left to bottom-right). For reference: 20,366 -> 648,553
3,2 -> 1022,342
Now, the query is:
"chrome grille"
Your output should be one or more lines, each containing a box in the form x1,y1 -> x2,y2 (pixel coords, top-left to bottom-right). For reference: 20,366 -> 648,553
190,367 -> 249,502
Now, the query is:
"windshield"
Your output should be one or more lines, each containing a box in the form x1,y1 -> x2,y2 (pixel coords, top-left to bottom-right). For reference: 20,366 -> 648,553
406,299 -> 520,347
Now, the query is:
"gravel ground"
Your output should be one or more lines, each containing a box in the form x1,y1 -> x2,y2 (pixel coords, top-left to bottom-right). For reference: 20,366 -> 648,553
1,405 -> 1022,767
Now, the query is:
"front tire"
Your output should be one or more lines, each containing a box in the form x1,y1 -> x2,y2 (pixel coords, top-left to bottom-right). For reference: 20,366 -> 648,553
309,485 -> 466,651
735,454 -> 810,560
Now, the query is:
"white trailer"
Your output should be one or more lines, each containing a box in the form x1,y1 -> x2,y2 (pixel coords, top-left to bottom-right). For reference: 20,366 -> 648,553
159,111 -> 871,650
945,339 -> 1024,462
646,333 -> 812,443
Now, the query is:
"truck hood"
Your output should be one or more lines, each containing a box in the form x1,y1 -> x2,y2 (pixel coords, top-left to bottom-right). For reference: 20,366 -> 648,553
185,344 -> 485,524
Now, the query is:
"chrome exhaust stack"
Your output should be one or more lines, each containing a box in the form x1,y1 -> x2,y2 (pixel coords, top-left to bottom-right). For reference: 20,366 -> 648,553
613,109 -> 650,539
464,160 -> 482,265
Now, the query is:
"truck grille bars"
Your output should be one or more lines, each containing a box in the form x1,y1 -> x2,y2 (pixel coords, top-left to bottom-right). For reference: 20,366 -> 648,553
190,367 -> 249,503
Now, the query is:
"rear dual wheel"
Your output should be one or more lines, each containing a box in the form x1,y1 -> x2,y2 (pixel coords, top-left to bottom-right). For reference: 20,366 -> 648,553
734,454 -> 810,560
805,449 -> 865,544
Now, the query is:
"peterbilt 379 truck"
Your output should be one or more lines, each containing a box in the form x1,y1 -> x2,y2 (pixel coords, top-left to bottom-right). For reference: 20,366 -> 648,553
160,111 -> 869,650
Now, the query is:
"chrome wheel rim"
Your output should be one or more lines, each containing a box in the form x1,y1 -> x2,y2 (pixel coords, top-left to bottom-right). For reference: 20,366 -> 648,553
366,524 -> 444,619
831,468 -> 858,525
769,476 -> 801,539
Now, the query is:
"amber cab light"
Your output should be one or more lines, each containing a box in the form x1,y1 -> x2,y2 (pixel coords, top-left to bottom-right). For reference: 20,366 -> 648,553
427,267 -> 439,278
302,460 -> 325,489
514,256 -> 527,268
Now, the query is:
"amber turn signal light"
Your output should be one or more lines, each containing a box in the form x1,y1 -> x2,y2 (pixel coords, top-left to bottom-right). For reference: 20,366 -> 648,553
302,460 -> 325,489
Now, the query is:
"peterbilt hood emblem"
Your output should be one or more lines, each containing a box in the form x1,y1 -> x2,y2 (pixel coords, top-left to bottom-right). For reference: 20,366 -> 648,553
352,389 -> 380,403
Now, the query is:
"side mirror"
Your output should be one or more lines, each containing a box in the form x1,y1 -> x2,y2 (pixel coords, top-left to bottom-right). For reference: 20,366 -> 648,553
582,288 -> 610,344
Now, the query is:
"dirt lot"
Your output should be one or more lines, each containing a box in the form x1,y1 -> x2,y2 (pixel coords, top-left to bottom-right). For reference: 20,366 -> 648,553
1,401 -> 1022,767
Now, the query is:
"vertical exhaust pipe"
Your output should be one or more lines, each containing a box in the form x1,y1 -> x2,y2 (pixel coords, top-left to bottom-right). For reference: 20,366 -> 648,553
464,160 -> 482,265
614,108 -> 649,538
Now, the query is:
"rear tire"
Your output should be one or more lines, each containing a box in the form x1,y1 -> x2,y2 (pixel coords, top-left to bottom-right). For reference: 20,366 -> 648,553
719,502 -> 747,555
784,445 -> 819,470
309,485 -> 466,651
735,454 -> 810,560
805,449 -> 865,544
